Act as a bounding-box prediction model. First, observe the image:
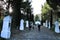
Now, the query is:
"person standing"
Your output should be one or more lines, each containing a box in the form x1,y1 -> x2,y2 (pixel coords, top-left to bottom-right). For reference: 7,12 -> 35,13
38,21 -> 41,31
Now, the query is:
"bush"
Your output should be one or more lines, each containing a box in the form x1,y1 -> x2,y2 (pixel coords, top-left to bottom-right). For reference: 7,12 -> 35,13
35,15 -> 39,21
51,25 -> 55,31
0,19 -> 3,32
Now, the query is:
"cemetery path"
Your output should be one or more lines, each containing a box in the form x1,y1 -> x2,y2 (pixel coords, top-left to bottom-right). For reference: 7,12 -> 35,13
9,26 -> 60,40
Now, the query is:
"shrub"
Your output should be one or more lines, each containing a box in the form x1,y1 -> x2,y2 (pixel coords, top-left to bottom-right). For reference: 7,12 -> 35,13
0,19 -> 3,32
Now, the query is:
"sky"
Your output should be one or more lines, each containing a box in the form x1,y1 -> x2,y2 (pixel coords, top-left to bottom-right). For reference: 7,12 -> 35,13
31,0 -> 46,16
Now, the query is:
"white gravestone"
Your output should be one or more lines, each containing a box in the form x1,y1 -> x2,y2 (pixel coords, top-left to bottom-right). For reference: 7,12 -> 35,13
46,20 -> 48,27
26,21 -> 29,27
48,22 -> 50,29
54,21 -> 60,33
43,23 -> 45,27
19,19 -> 24,30
1,15 -> 11,39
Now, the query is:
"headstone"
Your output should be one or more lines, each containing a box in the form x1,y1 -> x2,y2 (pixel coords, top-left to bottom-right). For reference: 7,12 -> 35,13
46,20 -> 48,27
54,21 -> 60,33
1,15 -> 11,39
19,19 -> 24,30
48,21 -> 50,29
43,23 -> 45,27
26,21 -> 29,27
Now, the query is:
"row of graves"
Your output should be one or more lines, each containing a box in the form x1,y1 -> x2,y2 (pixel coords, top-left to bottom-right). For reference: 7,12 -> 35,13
43,20 -> 60,33
0,15 -> 30,39
0,15 -> 60,39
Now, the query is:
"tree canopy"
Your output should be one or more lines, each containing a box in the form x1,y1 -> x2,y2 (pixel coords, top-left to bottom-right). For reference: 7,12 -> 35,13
46,0 -> 60,10
42,2 -> 51,15
35,15 -> 39,21
41,2 -> 51,20
6,0 -> 32,28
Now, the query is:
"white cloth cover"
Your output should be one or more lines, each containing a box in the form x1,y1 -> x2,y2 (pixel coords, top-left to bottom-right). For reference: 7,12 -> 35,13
19,19 -> 24,30
54,21 -> 60,33
1,16 -> 11,39
26,21 -> 29,27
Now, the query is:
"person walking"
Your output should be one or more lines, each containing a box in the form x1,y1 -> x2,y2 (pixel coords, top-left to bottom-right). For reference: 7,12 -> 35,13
38,23 -> 41,31
29,22 -> 32,30
35,20 -> 41,31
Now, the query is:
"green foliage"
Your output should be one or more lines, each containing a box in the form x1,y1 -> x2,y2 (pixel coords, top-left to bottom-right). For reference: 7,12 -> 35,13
35,15 -> 39,21
42,14 -> 47,21
41,2 -> 51,21
0,19 -> 3,31
42,2 -> 51,15
47,0 -> 60,10
11,0 -> 32,28
22,0 -> 32,20
51,26 -> 55,31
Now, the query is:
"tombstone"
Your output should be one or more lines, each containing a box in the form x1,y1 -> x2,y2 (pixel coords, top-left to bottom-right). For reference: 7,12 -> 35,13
19,19 -> 24,30
26,20 -> 29,27
43,23 -> 45,27
48,21 -> 50,29
45,20 -> 48,27
1,15 -> 11,39
54,21 -> 60,33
